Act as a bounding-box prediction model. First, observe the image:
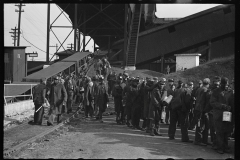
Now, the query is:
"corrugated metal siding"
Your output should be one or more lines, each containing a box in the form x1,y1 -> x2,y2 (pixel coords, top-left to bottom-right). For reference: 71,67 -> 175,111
12,49 -> 26,82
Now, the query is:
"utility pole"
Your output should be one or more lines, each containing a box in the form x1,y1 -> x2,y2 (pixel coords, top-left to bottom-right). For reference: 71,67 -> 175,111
9,27 -> 18,46
67,43 -> 74,50
46,3 -> 50,63
15,3 -> 25,46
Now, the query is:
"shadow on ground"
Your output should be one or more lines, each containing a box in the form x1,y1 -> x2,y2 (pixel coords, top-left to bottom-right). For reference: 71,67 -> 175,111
66,114 -> 234,159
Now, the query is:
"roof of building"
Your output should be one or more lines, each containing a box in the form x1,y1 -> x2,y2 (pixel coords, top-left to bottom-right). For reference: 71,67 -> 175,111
61,51 -> 91,62
55,49 -> 78,55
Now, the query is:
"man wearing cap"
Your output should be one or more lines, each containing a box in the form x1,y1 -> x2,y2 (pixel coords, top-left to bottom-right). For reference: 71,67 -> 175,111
179,81 -> 195,143
165,79 -> 175,125
168,80 -> 185,140
191,78 -> 211,146
188,80 -> 203,130
95,75 -> 109,123
142,77 -> 154,132
210,77 -> 232,154
83,77 -> 94,118
47,76 -> 68,126
203,76 -> 221,149
31,78 -> 47,125
65,77 -> 76,114
131,78 -> 145,130
148,78 -> 167,136
112,76 -> 124,124
94,59 -> 102,75
107,71 -> 117,96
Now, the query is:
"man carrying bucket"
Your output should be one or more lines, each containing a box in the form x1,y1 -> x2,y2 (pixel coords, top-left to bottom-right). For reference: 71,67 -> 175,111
210,77 -> 232,154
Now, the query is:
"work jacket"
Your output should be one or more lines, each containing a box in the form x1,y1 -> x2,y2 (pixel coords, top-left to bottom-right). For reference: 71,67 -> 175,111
95,82 -> 109,112
195,86 -> 210,113
49,82 -> 68,114
33,83 -> 46,105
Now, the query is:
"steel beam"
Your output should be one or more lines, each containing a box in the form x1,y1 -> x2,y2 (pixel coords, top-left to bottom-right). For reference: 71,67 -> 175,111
46,3 -> 50,63
123,4 -> 128,66
49,28 -> 74,61
51,4 -> 70,26
90,4 -> 123,28
77,4 -> 112,28
51,26 -> 72,28
74,4 -> 78,51
83,11 -> 86,52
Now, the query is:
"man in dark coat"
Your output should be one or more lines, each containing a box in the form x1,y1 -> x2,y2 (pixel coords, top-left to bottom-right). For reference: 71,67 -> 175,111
165,78 -> 175,125
210,77 -> 233,154
149,78 -> 167,136
204,76 -> 221,149
168,80 -> 185,140
112,76 -> 124,124
191,78 -> 211,146
32,78 -> 47,125
179,81 -> 195,143
84,77 -> 94,118
107,71 -> 117,96
131,79 -> 144,130
95,75 -> 109,123
47,76 -> 68,126
142,77 -> 153,132
65,77 -> 76,114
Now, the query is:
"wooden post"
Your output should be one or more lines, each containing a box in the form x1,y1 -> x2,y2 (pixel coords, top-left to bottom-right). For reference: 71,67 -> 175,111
74,4 -> 78,51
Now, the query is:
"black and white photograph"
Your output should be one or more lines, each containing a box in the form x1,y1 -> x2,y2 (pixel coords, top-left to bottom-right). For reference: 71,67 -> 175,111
4,1 -> 235,159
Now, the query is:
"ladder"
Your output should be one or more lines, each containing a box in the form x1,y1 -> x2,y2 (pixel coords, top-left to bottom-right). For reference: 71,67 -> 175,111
126,4 -> 142,68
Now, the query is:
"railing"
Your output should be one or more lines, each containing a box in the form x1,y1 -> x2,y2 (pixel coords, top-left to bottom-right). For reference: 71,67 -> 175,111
4,84 -> 38,106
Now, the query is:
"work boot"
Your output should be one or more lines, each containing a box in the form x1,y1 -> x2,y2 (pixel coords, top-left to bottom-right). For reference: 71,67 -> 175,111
154,128 -> 162,136
150,128 -> 155,136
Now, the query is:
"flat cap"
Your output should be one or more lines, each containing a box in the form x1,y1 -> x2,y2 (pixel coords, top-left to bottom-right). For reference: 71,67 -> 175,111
221,77 -> 229,85
153,77 -> 158,81
213,76 -> 221,82
178,80 -> 183,84
53,76 -> 59,80
168,79 -> 174,82
40,78 -> 47,82
188,81 -> 194,85
203,78 -> 210,84
198,80 -> 203,84
123,73 -> 129,77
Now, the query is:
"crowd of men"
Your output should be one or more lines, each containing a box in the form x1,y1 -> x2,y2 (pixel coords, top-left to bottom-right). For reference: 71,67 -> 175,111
32,57 -> 234,155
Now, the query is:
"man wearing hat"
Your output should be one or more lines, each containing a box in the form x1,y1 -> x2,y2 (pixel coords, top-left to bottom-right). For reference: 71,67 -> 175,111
47,76 -> 68,126
65,76 -> 76,114
142,77 -> 154,132
191,78 -> 211,146
203,76 -> 221,149
31,78 -> 47,125
148,78 -> 167,136
178,81 -> 195,143
95,75 -> 109,123
166,79 -> 175,124
168,80 -> 185,140
83,77 -> 94,118
210,77 -> 232,154
112,76 -> 124,124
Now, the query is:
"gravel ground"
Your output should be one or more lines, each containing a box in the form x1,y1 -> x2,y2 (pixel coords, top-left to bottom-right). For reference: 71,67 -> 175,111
8,103 -> 234,159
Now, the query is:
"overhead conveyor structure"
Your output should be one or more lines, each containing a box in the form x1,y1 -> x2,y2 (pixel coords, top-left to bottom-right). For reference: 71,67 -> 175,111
55,4 -> 234,71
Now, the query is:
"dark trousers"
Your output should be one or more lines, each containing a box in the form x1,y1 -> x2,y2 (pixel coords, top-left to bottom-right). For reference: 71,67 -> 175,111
116,106 -> 124,123
131,106 -> 142,127
67,92 -> 74,112
150,119 -> 161,134
194,111 -> 209,144
180,111 -> 190,141
48,114 -> 61,124
216,132 -> 229,151
85,103 -> 94,117
209,113 -> 217,146
124,104 -> 132,124
34,103 -> 44,124
189,108 -> 194,126
165,106 -> 170,124
168,108 -> 181,138
142,118 -> 150,129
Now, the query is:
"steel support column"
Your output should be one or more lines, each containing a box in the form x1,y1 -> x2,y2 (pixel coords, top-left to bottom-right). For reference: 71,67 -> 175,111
83,11 -> 86,52
123,4 -> 128,66
74,4 -> 78,51
108,36 -> 111,58
161,55 -> 164,73
208,40 -> 211,61
46,3 -> 50,63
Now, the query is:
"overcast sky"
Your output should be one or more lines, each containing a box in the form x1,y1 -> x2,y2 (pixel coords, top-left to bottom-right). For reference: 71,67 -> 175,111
4,3 -> 221,61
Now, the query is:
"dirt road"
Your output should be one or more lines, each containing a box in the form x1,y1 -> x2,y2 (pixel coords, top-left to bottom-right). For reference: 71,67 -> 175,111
8,101 -> 234,159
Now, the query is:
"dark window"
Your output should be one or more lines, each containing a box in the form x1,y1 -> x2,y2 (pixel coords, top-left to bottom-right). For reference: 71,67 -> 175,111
223,7 -> 231,14
168,26 -> 176,33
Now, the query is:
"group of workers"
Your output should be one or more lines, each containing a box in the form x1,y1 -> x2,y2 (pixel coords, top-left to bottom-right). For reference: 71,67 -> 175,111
108,70 -> 234,155
32,57 -> 234,155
